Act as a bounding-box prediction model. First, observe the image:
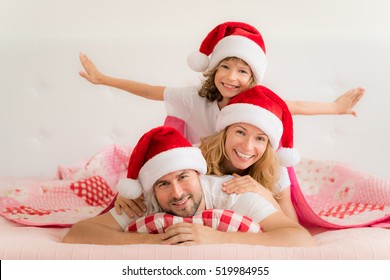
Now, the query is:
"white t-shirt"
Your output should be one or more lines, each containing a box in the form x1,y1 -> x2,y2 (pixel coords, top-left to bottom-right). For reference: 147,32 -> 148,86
110,174 -> 277,230
164,86 -> 220,145
199,175 -> 277,223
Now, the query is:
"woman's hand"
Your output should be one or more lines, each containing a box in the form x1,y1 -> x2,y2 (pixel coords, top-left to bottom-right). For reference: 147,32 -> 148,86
223,173 -> 272,196
114,194 -> 146,218
222,174 -> 280,210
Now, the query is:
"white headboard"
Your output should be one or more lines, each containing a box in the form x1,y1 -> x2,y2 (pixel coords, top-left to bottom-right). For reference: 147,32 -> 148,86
1,0 -> 389,180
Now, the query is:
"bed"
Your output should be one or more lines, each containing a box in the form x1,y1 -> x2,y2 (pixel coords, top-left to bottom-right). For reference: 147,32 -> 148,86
1,0 -> 390,260
1,215 -> 389,260
1,185 -> 390,260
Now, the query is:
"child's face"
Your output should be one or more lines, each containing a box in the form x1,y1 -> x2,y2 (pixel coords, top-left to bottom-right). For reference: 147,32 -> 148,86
214,59 -> 253,104
224,123 -> 268,171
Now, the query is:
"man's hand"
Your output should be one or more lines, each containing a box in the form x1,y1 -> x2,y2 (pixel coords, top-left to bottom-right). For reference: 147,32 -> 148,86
162,223 -> 224,245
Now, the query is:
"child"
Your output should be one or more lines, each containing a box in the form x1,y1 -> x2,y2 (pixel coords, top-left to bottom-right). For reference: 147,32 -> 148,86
79,21 -> 364,146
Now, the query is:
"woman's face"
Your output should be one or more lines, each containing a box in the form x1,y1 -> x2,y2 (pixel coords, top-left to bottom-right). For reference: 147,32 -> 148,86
224,123 -> 269,172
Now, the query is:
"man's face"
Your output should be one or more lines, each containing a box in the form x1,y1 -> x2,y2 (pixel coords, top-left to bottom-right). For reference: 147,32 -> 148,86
153,169 -> 204,217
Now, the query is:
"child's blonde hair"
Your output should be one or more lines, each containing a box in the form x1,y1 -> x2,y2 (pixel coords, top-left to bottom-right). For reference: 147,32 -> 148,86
198,57 -> 257,102
199,127 -> 281,197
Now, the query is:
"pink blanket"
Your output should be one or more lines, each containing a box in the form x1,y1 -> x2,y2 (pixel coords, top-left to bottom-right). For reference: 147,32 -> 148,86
290,160 -> 390,228
0,144 -> 389,229
0,145 -> 132,227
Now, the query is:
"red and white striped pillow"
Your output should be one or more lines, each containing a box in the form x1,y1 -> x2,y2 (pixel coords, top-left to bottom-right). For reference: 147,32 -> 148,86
127,209 -> 261,233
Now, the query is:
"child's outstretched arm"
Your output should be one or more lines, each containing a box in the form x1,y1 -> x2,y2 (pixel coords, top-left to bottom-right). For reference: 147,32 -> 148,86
286,87 -> 365,116
79,53 -> 165,100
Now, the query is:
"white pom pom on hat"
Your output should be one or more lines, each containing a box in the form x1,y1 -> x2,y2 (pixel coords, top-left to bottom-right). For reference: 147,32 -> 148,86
187,51 -> 209,72
117,126 -> 207,199
116,178 -> 143,200
187,21 -> 267,83
277,148 -> 301,167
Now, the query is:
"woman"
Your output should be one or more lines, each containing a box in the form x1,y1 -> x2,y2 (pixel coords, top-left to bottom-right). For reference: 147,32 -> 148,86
200,122 -> 297,221
199,84 -> 299,221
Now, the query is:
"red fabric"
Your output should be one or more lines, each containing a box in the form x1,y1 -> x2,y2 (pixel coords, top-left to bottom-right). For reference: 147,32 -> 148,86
199,21 -> 266,56
127,209 -> 262,234
126,126 -> 193,180
69,176 -> 115,206
163,116 -> 187,137
227,85 -> 294,150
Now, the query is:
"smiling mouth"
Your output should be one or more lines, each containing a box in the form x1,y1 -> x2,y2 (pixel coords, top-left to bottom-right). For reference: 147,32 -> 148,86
171,195 -> 190,206
234,149 -> 253,160
222,82 -> 239,89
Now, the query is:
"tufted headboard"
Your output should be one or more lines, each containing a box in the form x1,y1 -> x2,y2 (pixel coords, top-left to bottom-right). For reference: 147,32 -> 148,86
1,0 -> 389,181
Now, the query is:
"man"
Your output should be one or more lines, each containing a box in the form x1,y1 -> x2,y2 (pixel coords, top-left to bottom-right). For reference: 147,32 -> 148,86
62,126 -> 315,247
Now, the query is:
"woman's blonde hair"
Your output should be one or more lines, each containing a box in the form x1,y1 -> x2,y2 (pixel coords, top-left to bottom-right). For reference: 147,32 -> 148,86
198,57 -> 257,102
199,127 -> 281,196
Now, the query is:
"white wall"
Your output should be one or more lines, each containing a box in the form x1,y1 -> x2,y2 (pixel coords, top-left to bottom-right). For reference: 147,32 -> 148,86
1,0 -> 389,180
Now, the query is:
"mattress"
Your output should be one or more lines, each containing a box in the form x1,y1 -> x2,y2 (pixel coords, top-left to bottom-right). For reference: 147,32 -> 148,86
1,204 -> 390,260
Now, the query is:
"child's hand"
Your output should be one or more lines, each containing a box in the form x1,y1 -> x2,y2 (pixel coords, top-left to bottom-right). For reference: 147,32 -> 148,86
334,87 -> 365,116
78,53 -> 105,84
114,194 -> 147,218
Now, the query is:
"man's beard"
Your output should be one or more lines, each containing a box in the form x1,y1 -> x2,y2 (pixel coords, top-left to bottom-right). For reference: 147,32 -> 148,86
163,192 -> 203,217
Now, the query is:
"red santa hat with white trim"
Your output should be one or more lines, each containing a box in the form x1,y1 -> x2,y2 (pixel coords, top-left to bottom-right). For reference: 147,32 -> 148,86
187,21 -> 267,83
216,85 -> 300,167
117,126 -> 207,199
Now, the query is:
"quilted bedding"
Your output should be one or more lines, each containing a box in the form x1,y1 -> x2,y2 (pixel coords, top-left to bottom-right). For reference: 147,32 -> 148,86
0,145 -> 389,259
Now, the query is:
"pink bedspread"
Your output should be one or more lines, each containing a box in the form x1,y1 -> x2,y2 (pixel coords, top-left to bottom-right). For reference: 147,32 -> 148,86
0,144 -> 389,229
291,160 -> 390,228
0,145 -> 131,227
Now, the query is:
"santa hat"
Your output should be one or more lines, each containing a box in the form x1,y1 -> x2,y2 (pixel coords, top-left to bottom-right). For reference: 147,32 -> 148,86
187,21 -> 267,83
117,126 -> 207,199
216,85 -> 300,167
